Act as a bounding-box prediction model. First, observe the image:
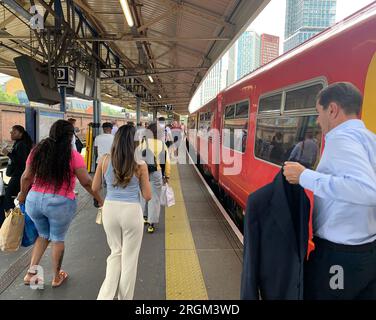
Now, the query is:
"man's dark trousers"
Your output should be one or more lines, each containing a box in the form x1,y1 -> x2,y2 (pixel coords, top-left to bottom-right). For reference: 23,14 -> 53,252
305,237 -> 376,300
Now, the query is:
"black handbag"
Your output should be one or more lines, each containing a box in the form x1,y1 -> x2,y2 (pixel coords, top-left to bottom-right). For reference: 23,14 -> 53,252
75,134 -> 84,153
142,139 -> 158,173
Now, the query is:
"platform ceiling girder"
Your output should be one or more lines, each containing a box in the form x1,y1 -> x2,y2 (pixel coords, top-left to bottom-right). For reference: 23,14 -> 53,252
0,0 -> 270,114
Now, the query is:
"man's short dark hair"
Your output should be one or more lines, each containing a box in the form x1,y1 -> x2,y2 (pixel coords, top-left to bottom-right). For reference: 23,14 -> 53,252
158,117 -> 165,122
102,122 -> 113,129
317,82 -> 363,115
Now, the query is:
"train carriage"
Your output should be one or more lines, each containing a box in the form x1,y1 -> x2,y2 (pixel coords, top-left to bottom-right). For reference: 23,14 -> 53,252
188,2 -> 376,231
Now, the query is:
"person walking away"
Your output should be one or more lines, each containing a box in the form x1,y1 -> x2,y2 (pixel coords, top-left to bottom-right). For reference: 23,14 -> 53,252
111,120 -> 119,135
94,122 -> 114,166
2,125 -> 33,214
93,122 -> 114,207
157,117 -> 173,176
17,120 -> 103,288
93,125 -> 151,300
283,82 -> 376,300
288,133 -> 319,169
140,122 -> 170,233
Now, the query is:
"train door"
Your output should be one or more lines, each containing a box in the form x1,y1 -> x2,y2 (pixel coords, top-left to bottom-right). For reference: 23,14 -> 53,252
363,52 -> 376,134
209,96 -> 221,181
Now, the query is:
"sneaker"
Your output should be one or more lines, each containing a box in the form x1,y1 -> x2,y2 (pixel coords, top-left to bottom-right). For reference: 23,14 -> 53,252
147,225 -> 155,233
143,216 -> 148,225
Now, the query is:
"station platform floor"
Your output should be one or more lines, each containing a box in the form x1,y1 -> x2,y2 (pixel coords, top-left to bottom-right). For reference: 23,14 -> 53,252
0,161 -> 243,300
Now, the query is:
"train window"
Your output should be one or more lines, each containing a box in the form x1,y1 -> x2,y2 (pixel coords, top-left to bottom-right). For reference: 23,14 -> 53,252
188,116 -> 196,130
258,94 -> 282,113
225,105 -> 235,119
198,112 -> 211,137
285,84 -> 323,111
235,101 -> 249,118
223,117 -> 248,153
254,115 -> 322,167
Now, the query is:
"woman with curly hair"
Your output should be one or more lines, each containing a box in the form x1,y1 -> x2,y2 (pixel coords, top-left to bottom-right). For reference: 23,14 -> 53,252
17,120 -> 103,288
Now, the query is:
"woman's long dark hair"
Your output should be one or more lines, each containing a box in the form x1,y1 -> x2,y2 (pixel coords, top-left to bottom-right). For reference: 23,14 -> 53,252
29,120 -> 74,193
111,124 -> 137,188
12,125 -> 33,150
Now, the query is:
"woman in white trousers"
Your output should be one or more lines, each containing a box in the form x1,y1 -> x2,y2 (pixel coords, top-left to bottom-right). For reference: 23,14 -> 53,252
93,124 -> 151,300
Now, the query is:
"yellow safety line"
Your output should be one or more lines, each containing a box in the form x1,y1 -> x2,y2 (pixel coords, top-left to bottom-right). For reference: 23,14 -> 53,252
165,165 -> 208,300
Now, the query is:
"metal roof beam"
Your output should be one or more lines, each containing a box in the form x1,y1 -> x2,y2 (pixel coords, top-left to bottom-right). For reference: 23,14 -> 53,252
158,0 -> 233,28
137,4 -> 180,33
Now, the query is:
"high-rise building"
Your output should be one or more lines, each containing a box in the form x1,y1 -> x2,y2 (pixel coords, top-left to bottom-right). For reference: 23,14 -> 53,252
200,59 -> 223,105
260,34 -> 280,66
227,43 -> 237,86
237,31 -> 261,80
284,0 -> 337,52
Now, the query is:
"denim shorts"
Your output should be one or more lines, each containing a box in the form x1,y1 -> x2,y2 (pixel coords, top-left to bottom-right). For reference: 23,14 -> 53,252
25,191 -> 77,242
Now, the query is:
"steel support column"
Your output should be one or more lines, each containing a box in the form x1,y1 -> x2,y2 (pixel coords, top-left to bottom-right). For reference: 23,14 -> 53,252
136,97 -> 141,125
59,86 -> 66,112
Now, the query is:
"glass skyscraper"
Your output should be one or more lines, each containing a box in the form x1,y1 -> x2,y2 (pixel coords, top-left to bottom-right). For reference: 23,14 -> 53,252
284,0 -> 337,52
237,31 -> 261,79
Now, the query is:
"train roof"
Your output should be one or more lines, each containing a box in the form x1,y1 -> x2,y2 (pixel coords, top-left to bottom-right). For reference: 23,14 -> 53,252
225,1 -> 376,92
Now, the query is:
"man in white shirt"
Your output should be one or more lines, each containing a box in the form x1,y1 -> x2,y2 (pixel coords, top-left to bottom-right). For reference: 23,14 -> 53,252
283,82 -> 376,300
111,120 -> 118,135
94,122 -> 114,165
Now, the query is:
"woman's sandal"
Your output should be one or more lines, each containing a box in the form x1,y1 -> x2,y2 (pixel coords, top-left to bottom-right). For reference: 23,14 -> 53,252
52,270 -> 68,288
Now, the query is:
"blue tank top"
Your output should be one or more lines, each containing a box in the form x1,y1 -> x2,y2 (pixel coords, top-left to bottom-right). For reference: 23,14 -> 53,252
104,161 -> 140,203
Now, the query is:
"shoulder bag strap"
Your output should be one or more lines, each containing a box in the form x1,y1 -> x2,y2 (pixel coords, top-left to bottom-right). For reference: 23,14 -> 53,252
102,154 -> 109,189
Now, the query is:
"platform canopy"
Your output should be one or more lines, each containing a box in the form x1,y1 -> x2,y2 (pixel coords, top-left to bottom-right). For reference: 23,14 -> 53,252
0,0 -> 270,115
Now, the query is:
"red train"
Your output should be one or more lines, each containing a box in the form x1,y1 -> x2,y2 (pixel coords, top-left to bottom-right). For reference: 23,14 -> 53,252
187,2 -> 376,230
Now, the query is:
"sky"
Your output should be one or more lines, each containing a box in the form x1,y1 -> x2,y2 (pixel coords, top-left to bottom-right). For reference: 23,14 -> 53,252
248,0 -> 375,54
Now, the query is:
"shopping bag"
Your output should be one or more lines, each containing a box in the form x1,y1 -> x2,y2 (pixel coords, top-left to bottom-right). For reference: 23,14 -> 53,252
20,203 -> 38,247
160,185 -> 168,206
96,207 -> 103,225
0,173 -> 5,196
0,206 -> 25,252
165,185 -> 175,207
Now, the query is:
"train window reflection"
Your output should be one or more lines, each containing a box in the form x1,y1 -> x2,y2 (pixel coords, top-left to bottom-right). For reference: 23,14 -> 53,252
223,102 -> 249,153
235,101 -> 249,118
188,116 -> 196,130
254,115 -> 322,167
285,84 -> 323,111
198,112 -> 212,137
258,94 -> 282,113
225,105 -> 235,119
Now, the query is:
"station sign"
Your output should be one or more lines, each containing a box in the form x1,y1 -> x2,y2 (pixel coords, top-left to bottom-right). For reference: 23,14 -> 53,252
165,104 -> 173,112
57,66 -> 75,87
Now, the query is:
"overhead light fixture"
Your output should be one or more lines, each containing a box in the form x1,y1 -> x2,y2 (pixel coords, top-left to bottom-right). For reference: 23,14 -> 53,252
158,94 -> 162,99
148,75 -> 154,83
120,0 -> 134,27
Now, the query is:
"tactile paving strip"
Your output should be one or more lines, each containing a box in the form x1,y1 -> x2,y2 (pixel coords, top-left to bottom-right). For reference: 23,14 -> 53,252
165,165 -> 208,300
0,248 -> 32,295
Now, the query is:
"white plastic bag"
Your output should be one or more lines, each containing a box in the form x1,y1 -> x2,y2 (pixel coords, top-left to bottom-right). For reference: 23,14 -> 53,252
165,184 -> 175,207
0,174 -> 5,197
160,185 -> 167,206
160,184 -> 175,207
